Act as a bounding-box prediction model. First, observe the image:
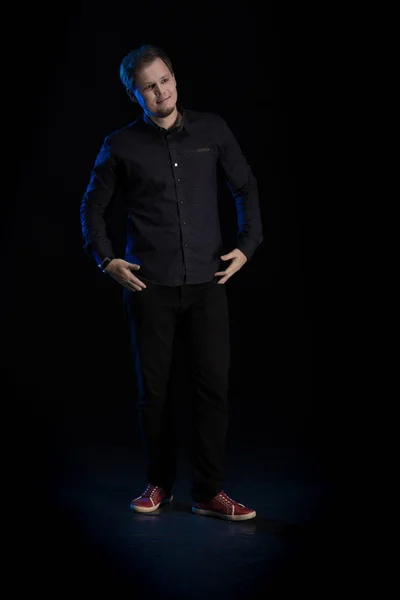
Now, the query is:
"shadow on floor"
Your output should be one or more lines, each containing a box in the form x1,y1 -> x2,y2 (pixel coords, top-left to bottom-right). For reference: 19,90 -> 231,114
22,433 -> 335,599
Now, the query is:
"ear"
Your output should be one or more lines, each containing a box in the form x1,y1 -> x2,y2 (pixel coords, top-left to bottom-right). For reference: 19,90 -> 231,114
126,88 -> 137,103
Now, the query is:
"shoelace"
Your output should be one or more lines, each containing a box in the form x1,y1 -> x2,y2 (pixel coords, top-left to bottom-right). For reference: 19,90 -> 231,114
142,484 -> 159,498
216,491 -> 234,506
216,491 -> 245,509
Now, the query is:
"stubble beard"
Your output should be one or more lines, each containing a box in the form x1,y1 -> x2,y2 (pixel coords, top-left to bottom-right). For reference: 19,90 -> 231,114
154,103 -> 176,119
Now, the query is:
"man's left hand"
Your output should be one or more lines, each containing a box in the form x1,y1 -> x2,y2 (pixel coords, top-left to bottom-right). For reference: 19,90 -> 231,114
214,248 -> 248,284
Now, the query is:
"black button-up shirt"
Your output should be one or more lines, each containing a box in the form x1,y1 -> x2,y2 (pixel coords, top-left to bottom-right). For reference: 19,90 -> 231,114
80,107 -> 263,285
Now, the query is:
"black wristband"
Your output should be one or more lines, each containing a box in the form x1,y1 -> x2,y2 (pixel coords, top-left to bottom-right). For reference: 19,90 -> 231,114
98,257 -> 114,273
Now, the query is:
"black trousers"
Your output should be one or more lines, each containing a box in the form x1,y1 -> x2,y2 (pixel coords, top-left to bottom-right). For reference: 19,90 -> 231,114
123,279 -> 230,502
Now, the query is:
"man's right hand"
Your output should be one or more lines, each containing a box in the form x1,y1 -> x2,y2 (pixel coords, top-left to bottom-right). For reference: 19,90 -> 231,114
104,258 -> 147,292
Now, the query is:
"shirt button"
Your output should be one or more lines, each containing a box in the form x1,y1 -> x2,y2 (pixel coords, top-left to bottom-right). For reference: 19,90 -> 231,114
184,244 -> 188,247
182,221 -> 186,225
174,162 -> 178,167
180,201 -> 183,204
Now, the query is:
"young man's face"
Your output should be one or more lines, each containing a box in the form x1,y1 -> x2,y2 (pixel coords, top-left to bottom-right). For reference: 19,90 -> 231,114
132,57 -> 177,119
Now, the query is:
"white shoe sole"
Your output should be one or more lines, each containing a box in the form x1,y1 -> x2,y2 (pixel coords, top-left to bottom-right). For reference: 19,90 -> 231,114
192,507 -> 256,521
130,494 -> 174,513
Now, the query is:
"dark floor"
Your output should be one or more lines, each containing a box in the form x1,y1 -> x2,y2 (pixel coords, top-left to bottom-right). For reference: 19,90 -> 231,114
21,408 -> 335,599
6,280 -> 334,597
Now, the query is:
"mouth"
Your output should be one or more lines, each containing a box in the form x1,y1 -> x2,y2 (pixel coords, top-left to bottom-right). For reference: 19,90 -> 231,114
156,96 -> 171,104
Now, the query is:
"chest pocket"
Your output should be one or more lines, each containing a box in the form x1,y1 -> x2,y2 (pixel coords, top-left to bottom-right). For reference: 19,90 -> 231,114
182,146 -> 219,157
179,147 -> 219,182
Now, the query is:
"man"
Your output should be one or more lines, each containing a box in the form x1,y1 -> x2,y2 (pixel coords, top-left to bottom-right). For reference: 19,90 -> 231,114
80,44 -> 263,521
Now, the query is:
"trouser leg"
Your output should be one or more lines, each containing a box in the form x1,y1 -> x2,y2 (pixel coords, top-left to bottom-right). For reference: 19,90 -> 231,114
181,282 -> 231,502
124,284 -> 180,492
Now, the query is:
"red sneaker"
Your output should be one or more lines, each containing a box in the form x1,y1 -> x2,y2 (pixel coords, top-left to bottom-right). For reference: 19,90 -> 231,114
192,490 -> 256,521
130,484 -> 173,513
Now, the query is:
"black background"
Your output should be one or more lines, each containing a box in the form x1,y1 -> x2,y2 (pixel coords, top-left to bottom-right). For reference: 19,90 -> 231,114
3,1 -> 324,573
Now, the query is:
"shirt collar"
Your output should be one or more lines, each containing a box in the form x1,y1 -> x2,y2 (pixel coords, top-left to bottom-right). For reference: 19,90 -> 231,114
142,105 -> 186,132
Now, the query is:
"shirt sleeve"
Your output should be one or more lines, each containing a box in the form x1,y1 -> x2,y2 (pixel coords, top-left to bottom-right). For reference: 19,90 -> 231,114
218,118 -> 263,260
80,138 -> 118,266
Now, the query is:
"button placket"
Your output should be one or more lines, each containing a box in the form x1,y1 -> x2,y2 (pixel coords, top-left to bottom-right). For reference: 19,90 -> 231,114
172,153 -> 187,230
169,145 -> 188,255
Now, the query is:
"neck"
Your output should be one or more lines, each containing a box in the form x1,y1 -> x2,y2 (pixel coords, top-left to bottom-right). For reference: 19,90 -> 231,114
150,106 -> 179,130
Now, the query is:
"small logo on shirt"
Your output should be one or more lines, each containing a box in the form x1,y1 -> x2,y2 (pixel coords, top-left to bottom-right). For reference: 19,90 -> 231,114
183,146 -> 218,157
184,147 -> 216,154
